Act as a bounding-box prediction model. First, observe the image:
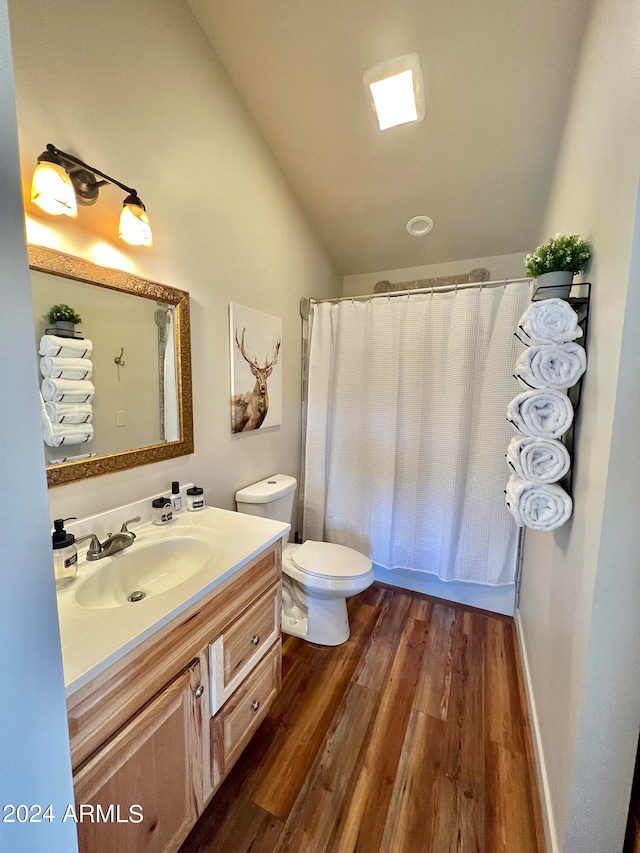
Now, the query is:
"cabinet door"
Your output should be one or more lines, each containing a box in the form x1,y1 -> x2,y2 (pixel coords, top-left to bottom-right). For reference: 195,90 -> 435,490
73,659 -> 205,853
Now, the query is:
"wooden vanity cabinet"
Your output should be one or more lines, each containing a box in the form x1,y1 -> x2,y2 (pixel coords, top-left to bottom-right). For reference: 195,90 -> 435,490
67,542 -> 282,853
73,658 -> 205,853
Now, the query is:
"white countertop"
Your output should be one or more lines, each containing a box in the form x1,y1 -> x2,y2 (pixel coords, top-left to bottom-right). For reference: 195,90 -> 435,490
56,506 -> 289,697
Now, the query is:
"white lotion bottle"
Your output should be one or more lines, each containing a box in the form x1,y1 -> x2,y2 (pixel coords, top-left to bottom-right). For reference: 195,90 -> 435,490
171,481 -> 183,513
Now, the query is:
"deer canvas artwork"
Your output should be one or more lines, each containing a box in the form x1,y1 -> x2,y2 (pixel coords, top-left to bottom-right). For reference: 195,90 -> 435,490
229,304 -> 283,433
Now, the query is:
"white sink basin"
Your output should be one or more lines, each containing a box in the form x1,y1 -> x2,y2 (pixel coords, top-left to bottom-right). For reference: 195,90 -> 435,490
74,534 -> 218,610
57,505 -> 290,696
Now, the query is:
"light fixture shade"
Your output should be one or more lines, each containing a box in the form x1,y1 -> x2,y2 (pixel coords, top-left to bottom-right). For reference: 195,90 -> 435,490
119,197 -> 153,247
31,160 -> 78,218
364,53 -> 426,131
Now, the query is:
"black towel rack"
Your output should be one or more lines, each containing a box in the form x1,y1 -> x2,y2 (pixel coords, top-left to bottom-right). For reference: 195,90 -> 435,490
512,282 -> 591,499
560,284 -> 590,498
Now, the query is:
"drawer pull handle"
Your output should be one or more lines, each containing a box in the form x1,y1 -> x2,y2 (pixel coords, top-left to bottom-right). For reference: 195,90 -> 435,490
194,685 -> 204,699
251,700 -> 260,712
251,635 -> 260,646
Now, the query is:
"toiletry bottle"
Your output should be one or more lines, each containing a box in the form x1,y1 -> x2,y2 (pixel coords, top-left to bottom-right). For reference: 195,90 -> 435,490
171,481 -> 183,513
163,496 -> 174,521
152,497 -> 173,525
52,517 -> 78,587
186,486 -> 205,512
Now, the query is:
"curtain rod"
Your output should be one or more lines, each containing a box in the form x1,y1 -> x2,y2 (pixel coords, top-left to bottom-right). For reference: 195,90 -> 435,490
308,276 -> 531,306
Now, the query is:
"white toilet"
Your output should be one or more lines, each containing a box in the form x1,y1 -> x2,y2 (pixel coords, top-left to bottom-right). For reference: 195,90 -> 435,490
235,474 -> 374,646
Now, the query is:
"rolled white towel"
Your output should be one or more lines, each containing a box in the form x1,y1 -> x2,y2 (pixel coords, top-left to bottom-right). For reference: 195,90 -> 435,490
506,435 -> 570,483
514,343 -> 586,390
507,389 -> 573,439
48,451 -> 96,464
45,401 -> 93,425
39,391 -> 55,444
43,423 -> 94,448
41,378 -> 95,404
39,334 -> 93,358
505,475 -> 573,531
518,298 -> 583,344
39,356 -> 93,381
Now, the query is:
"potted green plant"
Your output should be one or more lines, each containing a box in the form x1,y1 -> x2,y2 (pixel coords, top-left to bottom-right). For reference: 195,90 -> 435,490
525,233 -> 591,299
47,303 -> 82,337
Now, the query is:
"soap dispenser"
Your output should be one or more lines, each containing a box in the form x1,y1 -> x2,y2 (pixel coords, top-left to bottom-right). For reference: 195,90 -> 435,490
52,517 -> 78,587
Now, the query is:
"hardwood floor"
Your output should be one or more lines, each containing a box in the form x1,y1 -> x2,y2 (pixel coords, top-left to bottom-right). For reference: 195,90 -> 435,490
180,584 -> 544,853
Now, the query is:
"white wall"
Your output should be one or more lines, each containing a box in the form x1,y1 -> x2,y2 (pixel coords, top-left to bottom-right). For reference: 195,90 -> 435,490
0,2 -> 77,850
9,0 -> 341,524
517,0 -> 640,849
342,252 -> 527,296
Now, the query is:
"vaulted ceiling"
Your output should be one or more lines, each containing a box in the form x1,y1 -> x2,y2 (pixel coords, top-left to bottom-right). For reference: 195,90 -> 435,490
188,0 -> 591,274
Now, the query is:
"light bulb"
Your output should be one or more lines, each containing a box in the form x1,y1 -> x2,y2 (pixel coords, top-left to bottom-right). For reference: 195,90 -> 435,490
119,197 -> 153,247
30,160 -> 78,218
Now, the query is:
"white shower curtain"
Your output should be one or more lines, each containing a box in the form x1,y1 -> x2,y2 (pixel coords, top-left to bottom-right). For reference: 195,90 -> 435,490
303,282 -> 531,586
164,309 -> 179,442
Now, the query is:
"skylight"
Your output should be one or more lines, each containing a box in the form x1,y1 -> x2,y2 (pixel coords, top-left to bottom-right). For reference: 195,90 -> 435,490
364,54 -> 425,131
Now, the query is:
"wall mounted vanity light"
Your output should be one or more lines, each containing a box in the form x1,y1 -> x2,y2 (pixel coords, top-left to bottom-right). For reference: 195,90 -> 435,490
30,144 -> 153,248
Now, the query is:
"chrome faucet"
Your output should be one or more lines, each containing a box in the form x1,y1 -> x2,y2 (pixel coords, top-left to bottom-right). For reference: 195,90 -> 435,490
77,516 -> 141,561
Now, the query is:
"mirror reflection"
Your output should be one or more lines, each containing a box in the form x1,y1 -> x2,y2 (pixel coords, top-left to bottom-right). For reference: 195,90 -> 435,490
32,271 -> 179,464
28,246 -> 193,487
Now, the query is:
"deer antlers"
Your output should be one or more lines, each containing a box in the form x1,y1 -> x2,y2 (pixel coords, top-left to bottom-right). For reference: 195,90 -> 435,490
235,327 -> 281,371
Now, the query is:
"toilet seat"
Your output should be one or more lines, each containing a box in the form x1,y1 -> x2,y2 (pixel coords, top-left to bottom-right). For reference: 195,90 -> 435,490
288,540 -> 372,579
282,540 -> 373,616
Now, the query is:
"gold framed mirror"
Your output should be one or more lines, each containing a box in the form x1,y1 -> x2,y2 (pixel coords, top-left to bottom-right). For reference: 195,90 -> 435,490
29,245 -> 194,487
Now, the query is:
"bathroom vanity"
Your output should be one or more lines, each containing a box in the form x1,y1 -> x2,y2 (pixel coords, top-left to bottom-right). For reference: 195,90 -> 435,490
57,505 -> 287,853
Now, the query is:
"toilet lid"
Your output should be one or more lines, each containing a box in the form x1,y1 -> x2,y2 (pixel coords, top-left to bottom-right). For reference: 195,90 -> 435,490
290,540 -> 372,578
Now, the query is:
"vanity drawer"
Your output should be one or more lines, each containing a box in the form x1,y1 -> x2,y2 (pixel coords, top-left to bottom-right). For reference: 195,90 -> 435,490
211,640 -> 281,785
208,582 -> 281,714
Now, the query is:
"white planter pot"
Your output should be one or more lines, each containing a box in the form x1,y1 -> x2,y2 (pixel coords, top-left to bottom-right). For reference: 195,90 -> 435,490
532,270 -> 574,301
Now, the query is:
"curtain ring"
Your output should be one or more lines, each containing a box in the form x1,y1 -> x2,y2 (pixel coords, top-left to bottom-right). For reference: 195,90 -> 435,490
430,285 -> 434,298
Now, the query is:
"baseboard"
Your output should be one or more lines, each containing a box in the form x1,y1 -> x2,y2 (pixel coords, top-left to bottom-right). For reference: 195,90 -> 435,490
372,566 -> 515,616
515,609 -> 558,853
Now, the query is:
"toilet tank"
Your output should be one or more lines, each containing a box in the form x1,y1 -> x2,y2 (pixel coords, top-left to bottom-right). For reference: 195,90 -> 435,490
235,474 -> 297,529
